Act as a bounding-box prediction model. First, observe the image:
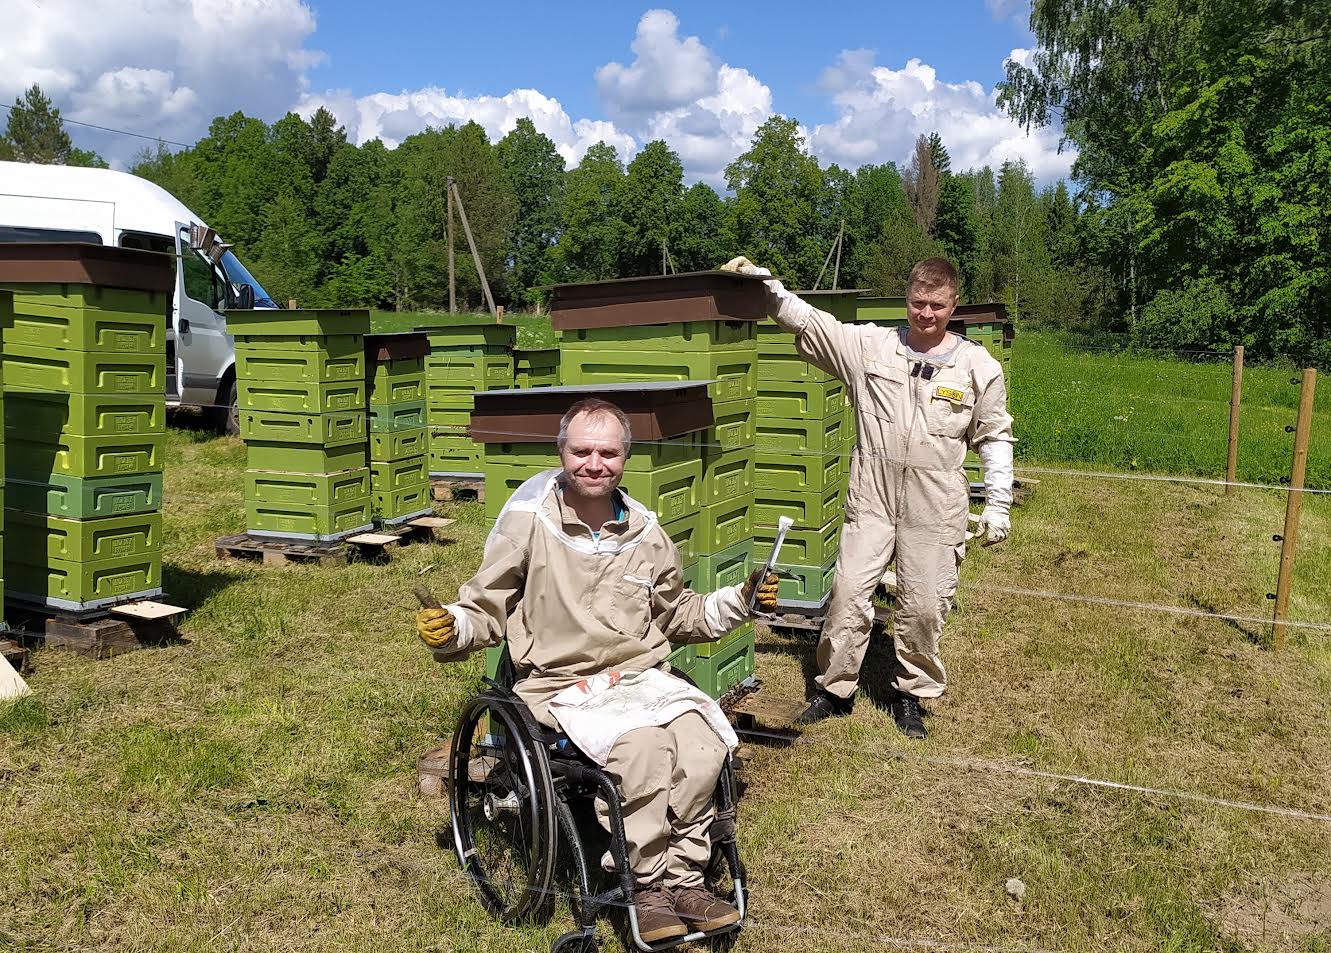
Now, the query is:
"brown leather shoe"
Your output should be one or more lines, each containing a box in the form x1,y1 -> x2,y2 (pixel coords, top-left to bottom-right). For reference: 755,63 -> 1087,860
672,884 -> 741,932
634,882 -> 688,943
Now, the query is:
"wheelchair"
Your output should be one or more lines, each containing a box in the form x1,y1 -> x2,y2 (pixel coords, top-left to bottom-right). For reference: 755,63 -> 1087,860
446,649 -> 748,952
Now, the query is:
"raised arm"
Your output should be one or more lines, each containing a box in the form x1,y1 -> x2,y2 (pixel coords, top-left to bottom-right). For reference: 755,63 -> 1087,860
424,521 -> 529,662
720,256 -> 866,383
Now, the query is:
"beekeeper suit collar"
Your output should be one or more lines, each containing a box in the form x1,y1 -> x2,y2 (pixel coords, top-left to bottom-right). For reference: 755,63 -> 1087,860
491,468 -> 658,557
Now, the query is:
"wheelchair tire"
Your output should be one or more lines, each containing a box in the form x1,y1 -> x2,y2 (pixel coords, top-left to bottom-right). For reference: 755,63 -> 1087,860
449,694 -> 558,923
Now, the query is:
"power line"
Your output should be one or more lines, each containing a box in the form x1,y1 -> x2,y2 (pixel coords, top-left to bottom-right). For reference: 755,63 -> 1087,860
0,102 -> 191,149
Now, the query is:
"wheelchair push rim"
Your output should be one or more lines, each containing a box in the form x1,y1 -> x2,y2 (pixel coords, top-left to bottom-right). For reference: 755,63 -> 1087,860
449,694 -> 558,922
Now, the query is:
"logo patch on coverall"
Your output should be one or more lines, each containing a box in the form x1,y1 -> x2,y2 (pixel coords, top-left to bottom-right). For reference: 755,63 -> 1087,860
934,385 -> 965,405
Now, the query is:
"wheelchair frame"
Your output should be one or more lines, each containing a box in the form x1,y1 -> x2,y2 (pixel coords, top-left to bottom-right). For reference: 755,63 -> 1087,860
447,652 -> 747,953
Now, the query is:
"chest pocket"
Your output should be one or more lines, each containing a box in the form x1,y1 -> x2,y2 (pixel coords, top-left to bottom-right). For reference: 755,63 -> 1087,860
862,364 -> 908,422
609,573 -> 654,635
925,380 -> 975,439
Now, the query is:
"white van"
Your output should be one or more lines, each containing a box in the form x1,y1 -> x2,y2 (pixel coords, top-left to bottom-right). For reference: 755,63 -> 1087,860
0,160 -> 278,431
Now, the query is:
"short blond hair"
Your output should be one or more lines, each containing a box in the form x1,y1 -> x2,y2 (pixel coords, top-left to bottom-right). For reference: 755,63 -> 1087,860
907,257 -> 960,297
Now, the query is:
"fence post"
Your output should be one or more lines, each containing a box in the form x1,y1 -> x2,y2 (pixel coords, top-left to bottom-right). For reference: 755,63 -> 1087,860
1225,345 -> 1244,495
288,299 -> 297,310
1271,368 -> 1317,649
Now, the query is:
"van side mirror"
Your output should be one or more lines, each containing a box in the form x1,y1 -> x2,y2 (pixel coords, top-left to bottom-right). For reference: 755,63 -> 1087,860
225,283 -> 256,310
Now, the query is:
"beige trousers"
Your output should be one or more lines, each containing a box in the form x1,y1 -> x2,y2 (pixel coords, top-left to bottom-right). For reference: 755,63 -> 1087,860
595,711 -> 728,889
816,465 -> 968,700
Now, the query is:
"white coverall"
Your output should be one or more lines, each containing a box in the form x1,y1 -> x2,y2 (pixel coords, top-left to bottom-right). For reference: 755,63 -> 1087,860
433,469 -> 752,889
768,292 -> 1015,700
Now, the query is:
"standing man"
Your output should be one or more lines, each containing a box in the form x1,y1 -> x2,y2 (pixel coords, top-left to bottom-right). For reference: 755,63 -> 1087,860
722,256 -> 1014,739
415,398 -> 778,943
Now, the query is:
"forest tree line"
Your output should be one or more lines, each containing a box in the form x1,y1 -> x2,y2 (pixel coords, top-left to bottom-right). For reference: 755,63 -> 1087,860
4,0 -> 1326,364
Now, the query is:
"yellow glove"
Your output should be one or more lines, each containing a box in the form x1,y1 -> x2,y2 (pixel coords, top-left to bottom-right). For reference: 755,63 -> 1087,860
416,607 -> 456,648
742,569 -> 781,613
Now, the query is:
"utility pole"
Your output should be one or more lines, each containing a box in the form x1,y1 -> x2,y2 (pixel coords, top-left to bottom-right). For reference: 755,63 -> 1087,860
446,178 -> 457,314
449,178 -> 497,319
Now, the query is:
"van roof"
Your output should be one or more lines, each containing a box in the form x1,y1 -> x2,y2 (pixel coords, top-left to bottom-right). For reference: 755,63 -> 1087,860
0,160 -> 205,239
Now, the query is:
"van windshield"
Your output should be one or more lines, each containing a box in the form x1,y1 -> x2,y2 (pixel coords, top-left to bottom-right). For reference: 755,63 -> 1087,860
219,250 -> 278,308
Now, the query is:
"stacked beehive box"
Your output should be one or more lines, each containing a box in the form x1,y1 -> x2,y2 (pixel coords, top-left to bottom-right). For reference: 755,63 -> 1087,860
753,291 -> 859,613
552,274 -> 767,699
365,333 -> 431,525
425,321 -> 516,478
0,244 -> 173,611
229,309 -> 373,541
513,348 -> 560,388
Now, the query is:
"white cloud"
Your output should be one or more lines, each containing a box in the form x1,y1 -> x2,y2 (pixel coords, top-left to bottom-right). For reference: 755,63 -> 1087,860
595,9 -> 719,116
1,0 -> 321,166
808,51 -> 1074,184
986,0 -> 1030,26
295,86 -> 637,168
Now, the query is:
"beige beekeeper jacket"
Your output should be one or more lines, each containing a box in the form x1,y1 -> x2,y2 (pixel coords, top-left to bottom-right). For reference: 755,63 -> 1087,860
432,469 -> 751,725
771,292 -> 1014,698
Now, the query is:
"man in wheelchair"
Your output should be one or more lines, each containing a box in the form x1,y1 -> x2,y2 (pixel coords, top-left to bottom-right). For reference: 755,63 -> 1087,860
416,398 -> 778,946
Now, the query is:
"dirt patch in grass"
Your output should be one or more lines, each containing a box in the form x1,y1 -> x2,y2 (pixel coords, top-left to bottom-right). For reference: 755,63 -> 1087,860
1217,872 -> 1331,951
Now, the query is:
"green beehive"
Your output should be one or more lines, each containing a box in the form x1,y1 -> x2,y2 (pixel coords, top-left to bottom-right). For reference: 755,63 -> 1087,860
230,332 -> 364,354
5,510 -> 161,562
372,484 -> 432,523
3,342 -> 165,394
560,348 -> 756,403
225,308 -> 370,338
514,348 -> 560,388
699,448 -> 754,506
370,401 -> 427,432
755,415 -> 846,456
696,621 -> 756,660
5,473 -> 161,520
660,512 -> 700,569
698,495 -> 753,553
755,451 -> 844,494
756,378 -> 847,421
371,455 -> 429,493
853,296 -> 908,323
424,321 -> 516,350
755,517 -> 842,567
3,288 -> 166,353
426,351 -> 515,388
239,409 -> 366,445
7,431 -> 164,479
369,426 -> 428,462
559,320 -> 756,352
687,630 -> 755,695
245,497 -> 373,540
704,399 -> 754,453
429,431 -> 483,475
243,468 -> 371,507
5,391 -> 165,437
7,552 -> 161,610
691,538 -> 752,593
369,363 -> 427,405
246,440 -> 368,475
753,484 -> 843,528
757,351 -> 836,382
767,559 -> 838,607
233,345 -> 364,383
237,379 -> 366,414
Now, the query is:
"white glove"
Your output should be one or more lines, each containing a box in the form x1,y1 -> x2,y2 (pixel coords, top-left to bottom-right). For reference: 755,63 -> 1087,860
975,506 -> 1010,546
719,256 -> 771,278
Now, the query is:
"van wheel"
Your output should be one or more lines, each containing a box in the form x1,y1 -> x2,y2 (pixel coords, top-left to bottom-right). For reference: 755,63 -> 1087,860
208,379 -> 240,436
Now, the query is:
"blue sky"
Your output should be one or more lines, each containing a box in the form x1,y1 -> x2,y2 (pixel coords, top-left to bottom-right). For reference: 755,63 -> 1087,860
4,0 -> 1070,183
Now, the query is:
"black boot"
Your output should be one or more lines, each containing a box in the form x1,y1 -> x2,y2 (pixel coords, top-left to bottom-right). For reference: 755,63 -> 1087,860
796,689 -> 854,725
891,693 -> 927,739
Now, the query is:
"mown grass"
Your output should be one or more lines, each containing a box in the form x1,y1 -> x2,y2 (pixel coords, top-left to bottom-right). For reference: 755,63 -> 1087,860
4,339 -> 1329,952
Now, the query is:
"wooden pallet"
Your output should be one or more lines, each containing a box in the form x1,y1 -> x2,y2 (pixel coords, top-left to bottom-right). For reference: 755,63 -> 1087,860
5,599 -> 188,660
1,637 -> 28,674
216,517 -> 456,567
430,477 -> 485,503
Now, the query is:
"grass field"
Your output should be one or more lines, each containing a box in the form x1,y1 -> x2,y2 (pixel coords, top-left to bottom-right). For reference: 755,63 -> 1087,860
2,335 -> 1330,952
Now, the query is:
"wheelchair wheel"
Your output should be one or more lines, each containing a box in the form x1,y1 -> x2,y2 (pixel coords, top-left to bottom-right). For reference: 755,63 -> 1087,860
449,694 -> 557,922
